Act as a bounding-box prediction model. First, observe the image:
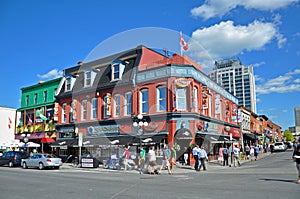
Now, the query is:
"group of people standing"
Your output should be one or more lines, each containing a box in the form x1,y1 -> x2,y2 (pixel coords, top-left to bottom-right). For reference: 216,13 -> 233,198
136,145 -> 176,175
192,144 -> 208,171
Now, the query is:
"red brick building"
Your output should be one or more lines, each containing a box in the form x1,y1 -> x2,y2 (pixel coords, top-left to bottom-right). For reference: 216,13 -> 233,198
53,46 -> 240,164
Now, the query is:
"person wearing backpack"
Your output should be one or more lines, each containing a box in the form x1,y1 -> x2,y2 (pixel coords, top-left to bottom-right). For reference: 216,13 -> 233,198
223,146 -> 229,166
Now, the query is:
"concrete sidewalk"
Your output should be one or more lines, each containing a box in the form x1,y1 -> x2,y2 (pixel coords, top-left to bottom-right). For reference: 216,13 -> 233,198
60,152 -> 272,174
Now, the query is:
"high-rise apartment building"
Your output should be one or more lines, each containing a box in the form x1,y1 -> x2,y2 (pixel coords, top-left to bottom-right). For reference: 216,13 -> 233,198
295,107 -> 300,126
208,58 -> 257,113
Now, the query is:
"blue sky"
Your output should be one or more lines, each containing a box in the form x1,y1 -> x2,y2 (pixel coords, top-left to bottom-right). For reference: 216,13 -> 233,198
1,0 -> 300,131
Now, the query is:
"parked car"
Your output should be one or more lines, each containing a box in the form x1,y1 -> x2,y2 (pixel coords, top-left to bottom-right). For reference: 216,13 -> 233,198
22,154 -> 62,170
0,151 -> 29,167
272,142 -> 287,152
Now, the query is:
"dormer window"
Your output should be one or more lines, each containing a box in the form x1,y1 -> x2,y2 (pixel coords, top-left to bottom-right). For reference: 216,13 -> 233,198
113,64 -> 120,79
85,71 -> 92,87
111,61 -> 125,81
65,77 -> 71,91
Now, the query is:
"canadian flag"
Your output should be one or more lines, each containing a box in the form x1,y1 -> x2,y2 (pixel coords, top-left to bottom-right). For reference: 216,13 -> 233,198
8,117 -> 12,129
180,32 -> 189,51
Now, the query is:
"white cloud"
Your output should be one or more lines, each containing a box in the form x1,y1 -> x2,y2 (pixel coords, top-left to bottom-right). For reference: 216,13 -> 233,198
37,69 -> 63,80
256,69 -> 300,94
251,61 -> 266,68
191,20 -> 277,61
191,0 -> 299,19
294,79 -> 300,83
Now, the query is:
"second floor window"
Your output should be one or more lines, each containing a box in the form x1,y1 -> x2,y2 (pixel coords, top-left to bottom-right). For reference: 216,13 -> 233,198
157,86 -> 166,111
140,89 -> 149,114
176,87 -> 187,111
62,103 -> 67,123
124,92 -> 132,116
25,95 -> 29,106
34,93 -> 38,105
193,86 -> 198,112
85,71 -> 91,87
81,100 -> 87,120
44,91 -> 48,103
90,98 -> 98,119
114,94 -> 121,117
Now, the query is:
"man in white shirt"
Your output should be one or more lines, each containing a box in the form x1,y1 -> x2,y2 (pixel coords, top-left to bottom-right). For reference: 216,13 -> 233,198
233,145 -> 241,167
148,146 -> 157,174
192,145 -> 200,171
198,147 -> 208,171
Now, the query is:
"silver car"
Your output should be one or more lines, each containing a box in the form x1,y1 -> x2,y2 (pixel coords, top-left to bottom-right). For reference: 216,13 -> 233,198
22,154 -> 62,170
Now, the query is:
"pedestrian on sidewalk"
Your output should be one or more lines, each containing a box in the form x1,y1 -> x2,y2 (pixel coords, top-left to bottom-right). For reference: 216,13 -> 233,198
223,146 -> 229,166
245,144 -> 250,159
192,144 -> 200,171
138,146 -> 146,173
293,143 -> 300,184
254,144 -> 259,161
159,146 -> 172,175
148,146 -> 157,174
198,147 -> 208,171
233,144 -> 241,167
123,145 -> 130,170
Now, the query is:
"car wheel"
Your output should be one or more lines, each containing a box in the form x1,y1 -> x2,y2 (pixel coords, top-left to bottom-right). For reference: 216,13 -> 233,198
8,161 -> 13,168
22,162 -> 28,169
38,163 -> 44,170
54,166 -> 60,169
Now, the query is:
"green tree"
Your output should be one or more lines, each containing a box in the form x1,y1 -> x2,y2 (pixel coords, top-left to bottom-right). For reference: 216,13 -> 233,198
283,130 -> 294,141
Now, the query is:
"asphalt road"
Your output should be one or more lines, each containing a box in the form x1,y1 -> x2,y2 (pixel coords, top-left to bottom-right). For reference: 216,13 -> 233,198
0,150 -> 299,199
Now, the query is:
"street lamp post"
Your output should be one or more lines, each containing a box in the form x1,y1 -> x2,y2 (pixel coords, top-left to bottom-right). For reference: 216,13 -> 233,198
21,130 -> 30,153
132,114 -> 148,174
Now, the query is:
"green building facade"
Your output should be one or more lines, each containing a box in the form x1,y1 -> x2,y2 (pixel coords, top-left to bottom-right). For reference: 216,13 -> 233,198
16,78 -> 61,152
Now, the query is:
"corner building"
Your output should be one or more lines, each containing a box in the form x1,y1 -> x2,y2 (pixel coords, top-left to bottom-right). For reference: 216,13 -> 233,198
54,46 -> 240,164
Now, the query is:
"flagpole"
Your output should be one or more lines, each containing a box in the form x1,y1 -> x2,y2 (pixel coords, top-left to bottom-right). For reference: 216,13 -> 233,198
180,32 -> 183,56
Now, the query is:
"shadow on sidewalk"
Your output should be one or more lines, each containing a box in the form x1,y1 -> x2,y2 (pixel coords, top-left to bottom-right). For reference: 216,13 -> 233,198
259,178 -> 297,184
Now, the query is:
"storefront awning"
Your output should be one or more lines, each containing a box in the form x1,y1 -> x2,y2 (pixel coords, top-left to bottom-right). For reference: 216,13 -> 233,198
119,133 -> 168,146
41,137 -> 55,143
196,132 -> 235,143
243,132 -> 257,140
50,139 -> 78,148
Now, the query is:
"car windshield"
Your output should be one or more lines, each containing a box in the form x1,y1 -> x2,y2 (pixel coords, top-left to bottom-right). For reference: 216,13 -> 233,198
274,143 -> 283,146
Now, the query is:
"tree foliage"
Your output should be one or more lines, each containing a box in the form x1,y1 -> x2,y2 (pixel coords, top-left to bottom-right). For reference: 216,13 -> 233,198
283,130 -> 294,141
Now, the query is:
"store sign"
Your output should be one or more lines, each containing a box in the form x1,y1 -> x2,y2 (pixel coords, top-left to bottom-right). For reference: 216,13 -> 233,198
229,128 -> 241,138
175,78 -> 190,87
87,125 -> 120,136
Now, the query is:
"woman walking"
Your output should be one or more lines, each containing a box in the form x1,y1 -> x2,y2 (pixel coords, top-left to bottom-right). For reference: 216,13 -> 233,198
293,143 -> 300,184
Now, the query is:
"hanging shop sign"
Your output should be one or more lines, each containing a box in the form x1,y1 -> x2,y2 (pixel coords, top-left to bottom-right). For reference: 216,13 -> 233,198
229,128 -> 242,138
54,103 -> 59,121
175,78 -> 191,87
87,125 -> 120,136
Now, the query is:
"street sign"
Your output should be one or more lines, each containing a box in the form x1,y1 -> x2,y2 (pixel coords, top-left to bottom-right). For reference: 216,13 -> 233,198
78,132 -> 83,147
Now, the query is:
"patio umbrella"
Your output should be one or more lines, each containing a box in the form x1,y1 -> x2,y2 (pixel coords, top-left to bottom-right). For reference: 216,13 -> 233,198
18,142 -> 40,148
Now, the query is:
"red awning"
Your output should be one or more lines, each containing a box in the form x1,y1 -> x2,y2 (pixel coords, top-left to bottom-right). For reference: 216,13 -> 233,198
41,138 -> 55,143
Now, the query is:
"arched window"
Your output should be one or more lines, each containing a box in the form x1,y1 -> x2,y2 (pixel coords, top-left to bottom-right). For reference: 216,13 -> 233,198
81,100 -> 87,120
113,94 -> 121,117
90,98 -> 98,119
193,86 -> 198,112
124,92 -> 132,116
176,87 -> 187,111
156,86 -> 166,112
140,89 -> 149,114
61,103 -> 67,123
